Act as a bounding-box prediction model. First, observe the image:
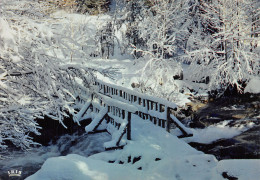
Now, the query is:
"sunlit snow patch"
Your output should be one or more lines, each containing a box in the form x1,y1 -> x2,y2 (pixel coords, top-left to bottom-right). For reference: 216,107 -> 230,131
244,77 -> 260,94
183,120 -> 255,144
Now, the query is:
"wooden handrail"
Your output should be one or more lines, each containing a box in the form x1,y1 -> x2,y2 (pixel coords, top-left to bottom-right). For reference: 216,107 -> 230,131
93,79 -> 192,137
80,79 -> 192,150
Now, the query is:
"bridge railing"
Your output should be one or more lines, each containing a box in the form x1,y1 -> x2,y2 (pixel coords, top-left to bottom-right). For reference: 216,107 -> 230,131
93,80 -> 192,137
89,93 -> 137,149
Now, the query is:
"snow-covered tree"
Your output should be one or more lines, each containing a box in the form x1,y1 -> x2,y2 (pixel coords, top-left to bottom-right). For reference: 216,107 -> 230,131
0,0 -> 115,150
112,0 -> 194,99
111,0 -> 146,57
113,0 -> 259,96
133,1 -> 183,93
183,0 -> 260,93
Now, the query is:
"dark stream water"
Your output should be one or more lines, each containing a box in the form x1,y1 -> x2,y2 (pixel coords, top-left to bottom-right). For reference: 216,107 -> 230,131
189,94 -> 260,160
0,128 -> 111,180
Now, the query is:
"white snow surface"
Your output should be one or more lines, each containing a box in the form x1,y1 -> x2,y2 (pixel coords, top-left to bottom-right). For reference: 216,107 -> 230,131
27,154 -> 144,180
217,160 -> 260,180
183,120 -> 255,144
27,115 -> 260,180
85,106 -> 108,133
0,18 -> 15,50
73,100 -> 91,123
244,77 -> 260,94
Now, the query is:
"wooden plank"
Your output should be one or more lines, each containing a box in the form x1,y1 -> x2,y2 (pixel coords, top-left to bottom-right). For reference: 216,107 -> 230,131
127,111 -> 131,140
166,107 -> 171,132
158,119 -> 161,127
104,85 -> 106,94
162,120 -> 166,128
149,115 -> 152,122
116,127 -> 127,146
134,96 -> 137,102
169,113 -> 193,138
153,117 -> 157,125
92,113 -> 108,132
159,104 -> 162,112
88,129 -> 107,134
105,145 -> 124,151
122,110 -> 125,119
107,86 -> 109,94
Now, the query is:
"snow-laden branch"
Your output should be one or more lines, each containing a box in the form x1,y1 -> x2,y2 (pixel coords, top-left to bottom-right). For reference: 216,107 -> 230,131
0,0 -> 117,150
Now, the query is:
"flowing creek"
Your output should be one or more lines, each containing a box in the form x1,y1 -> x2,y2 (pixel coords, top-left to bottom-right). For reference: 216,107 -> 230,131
189,94 -> 260,160
0,126 -> 111,179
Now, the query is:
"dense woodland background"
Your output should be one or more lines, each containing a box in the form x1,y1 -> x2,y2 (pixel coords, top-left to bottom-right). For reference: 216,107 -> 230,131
0,0 -> 259,150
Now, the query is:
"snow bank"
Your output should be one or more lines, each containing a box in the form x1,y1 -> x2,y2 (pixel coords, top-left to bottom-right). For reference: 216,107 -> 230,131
183,120 -> 254,144
217,160 -> 260,180
26,154 -> 144,180
244,77 -> 260,94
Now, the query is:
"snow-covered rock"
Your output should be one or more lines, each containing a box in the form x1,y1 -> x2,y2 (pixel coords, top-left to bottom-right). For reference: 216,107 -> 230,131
244,78 -> 260,94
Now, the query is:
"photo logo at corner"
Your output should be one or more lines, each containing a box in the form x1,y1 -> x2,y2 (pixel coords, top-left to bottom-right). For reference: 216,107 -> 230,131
7,170 -> 22,177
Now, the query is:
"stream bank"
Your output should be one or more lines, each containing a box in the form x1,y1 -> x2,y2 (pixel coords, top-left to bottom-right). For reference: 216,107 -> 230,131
187,93 -> 260,160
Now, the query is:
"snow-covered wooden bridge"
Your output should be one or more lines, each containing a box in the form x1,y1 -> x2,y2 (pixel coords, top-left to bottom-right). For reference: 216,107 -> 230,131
74,80 -> 192,150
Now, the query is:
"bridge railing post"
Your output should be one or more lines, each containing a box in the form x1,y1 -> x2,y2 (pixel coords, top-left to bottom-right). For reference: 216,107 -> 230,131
166,107 -> 171,132
127,111 -> 131,140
